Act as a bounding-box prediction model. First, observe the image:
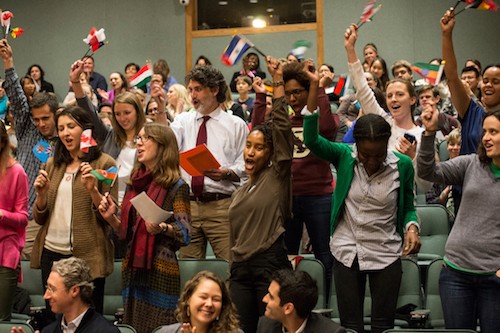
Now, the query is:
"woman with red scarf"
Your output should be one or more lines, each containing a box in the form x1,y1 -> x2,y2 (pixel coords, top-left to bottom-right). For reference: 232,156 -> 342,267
99,122 -> 191,333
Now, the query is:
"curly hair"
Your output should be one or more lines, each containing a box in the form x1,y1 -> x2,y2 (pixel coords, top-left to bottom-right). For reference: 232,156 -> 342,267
175,271 -> 240,333
283,61 -> 310,92
185,65 -> 227,103
52,257 -> 94,306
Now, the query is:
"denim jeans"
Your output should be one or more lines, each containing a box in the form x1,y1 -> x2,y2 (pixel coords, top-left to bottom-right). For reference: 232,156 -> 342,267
285,195 -> 334,295
439,264 -> 500,333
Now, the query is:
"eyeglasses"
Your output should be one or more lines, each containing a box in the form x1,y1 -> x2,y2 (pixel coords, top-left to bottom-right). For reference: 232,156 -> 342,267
45,285 -> 57,293
284,88 -> 306,97
133,135 -> 151,144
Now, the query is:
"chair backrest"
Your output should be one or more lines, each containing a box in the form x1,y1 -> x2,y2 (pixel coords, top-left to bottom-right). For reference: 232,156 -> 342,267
115,323 -> 137,333
0,321 -> 34,333
103,260 -> 124,322
438,139 -> 450,162
416,205 -> 450,261
295,258 -> 326,309
18,260 -> 45,308
382,329 -> 476,333
178,259 -> 229,290
425,258 -> 445,329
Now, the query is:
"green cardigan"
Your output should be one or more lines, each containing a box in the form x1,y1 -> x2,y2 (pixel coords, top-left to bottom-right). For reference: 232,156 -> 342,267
303,113 -> 418,238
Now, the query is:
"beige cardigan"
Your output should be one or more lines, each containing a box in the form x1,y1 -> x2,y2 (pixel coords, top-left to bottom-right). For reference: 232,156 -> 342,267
31,153 -> 117,279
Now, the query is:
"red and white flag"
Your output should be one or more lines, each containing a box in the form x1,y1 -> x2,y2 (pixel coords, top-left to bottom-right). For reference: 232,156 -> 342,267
80,129 -> 97,153
83,27 -> 106,52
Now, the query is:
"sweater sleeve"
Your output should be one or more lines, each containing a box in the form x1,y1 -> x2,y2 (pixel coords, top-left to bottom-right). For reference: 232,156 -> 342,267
417,134 -> 468,185
271,96 -> 293,167
318,87 -> 340,140
169,182 -> 192,250
76,95 -> 110,144
33,158 -> 54,226
0,164 -> 29,227
348,60 -> 390,122
251,92 -> 267,127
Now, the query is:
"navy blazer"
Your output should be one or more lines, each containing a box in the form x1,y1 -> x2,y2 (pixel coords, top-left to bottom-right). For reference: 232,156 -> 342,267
256,313 -> 346,333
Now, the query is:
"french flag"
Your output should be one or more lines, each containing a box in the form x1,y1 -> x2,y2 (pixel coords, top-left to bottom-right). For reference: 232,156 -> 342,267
220,35 -> 253,66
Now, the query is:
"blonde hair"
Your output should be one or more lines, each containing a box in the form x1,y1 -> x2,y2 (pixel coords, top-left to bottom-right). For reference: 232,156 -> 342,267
167,84 -> 192,111
447,128 -> 461,146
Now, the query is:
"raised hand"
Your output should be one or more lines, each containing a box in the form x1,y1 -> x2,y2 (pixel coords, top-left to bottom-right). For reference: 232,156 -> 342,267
344,23 -> 359,50
80,162 -> 97,192
0,39 -> 14,67
266,56 -> 283,79
421,103 -> 440,134
98,192 -> 117,220
440,8 -> 455,34
252,76 -> 267,94
34,169 -> 50,197
302,59 -> 319,84
151,83 -> 166,111
69,60 -> 85,83
97,88 -> 110,102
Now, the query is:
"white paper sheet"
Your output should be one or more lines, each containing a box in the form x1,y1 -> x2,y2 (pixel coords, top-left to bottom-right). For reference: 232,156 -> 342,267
130,191 -> 173,225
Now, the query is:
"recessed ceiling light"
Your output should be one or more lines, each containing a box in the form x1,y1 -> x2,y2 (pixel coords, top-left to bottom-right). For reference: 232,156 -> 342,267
250,0 -> 258,3
218,1 -> 228,5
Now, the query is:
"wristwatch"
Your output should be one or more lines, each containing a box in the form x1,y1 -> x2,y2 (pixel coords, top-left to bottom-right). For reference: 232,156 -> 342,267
272,80 -> 284,87
224,170 -> 232,180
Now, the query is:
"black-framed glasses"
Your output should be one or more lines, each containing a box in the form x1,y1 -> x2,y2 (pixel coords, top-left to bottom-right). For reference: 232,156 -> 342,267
284,88 -> 306,97
133,135 -> 151,144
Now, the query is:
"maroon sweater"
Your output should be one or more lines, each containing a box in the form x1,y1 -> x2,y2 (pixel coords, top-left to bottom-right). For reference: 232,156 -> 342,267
253,88 -> 339,196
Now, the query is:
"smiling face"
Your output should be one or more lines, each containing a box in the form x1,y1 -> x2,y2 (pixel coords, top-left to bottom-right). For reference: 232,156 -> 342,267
188,278 -> 223,329
32,104 -> 57,138
44,272 -> 75,315
481,66 -> 500,111
113,102 -> 138,133
263,280 -> 286,321
364,46 -> 377,66
83,57 -> 94,74
188,80 -> 219,115
482,115 -> 500,165
461,70 -> 479,92
447,139 -> 461,159
125,65 -> 137,80
386,81 -> 416,123
57,115 -> 83,157
244,130 -> 270,180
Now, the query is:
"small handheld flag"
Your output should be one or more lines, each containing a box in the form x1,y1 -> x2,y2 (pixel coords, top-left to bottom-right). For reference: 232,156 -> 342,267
32,140 -> 52,163
90,165 -> 119,186
357,1 -> 382,28
80,129 -> 98,153
290,40 -> 312,60
412,62 -> 445,86
82,27 -> 107,60
129,63 -> 153,88
455,0 -> 497,16
10,27 -> 24,38
220,35 -> 253,66
333,75 -> 348,97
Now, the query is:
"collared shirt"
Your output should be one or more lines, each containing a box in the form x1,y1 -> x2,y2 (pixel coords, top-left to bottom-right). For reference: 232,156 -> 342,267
170,107 -> 248,195
61,309 -> 87,333
331,147 -> 403,270
4,67 -> 56,219
282,317 -> 308,333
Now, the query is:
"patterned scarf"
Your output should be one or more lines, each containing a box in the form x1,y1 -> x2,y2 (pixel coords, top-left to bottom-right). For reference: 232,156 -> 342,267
120,168 -> 167,270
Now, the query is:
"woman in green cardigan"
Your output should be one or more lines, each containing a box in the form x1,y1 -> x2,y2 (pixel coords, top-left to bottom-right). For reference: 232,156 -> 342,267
303,112 -> 420,333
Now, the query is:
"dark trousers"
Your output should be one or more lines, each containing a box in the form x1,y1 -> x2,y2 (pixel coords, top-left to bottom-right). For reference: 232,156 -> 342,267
440,264 -> 500,333
0,265 -> 19,321
285,195 -> 334,296
41,249 -> 105,318
333,257 -> 402,333
230,236 -> 291,333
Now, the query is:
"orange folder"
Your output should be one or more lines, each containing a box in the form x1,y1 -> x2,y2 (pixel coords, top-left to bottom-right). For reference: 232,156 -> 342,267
180,144 -> 221,177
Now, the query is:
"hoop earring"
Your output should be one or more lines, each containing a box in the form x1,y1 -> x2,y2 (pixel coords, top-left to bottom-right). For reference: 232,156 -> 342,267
268,160 -> 273,168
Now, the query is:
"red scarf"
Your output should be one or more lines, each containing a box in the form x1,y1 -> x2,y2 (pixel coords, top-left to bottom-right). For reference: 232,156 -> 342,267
120,168 -> 168,270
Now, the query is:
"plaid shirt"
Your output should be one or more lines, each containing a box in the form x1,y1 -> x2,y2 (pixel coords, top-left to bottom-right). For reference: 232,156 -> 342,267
4,67 -> 55,219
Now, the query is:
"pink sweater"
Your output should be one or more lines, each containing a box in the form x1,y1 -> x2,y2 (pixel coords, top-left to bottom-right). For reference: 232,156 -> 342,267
0,162 -> 29,270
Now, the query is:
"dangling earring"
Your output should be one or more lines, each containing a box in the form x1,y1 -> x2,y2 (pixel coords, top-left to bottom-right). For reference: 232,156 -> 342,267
268,160 -> 273,168
187,307 -> 191,317
216,315 -> 220,321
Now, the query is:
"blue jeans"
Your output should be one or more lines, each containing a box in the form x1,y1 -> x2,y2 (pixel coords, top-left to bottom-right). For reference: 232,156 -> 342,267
285,195 -> 333,294
440,264 -> 500,333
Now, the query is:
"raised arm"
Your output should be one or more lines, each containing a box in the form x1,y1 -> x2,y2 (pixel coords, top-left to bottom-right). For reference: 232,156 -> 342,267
441,9 -> 471,118
251,76 -> 267,127
0,39 -> 32,139
70,60 -> 110,143
344,25 -> 389,120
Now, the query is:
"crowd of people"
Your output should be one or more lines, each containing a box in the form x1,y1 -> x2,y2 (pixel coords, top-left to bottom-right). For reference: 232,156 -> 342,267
0,6 -> 499,333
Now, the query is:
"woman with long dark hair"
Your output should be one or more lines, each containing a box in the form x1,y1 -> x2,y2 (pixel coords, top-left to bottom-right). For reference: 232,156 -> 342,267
32,105 -> 117,316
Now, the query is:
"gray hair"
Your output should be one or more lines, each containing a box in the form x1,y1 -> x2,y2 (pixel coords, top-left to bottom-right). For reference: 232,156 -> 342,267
52,257 -> 94,305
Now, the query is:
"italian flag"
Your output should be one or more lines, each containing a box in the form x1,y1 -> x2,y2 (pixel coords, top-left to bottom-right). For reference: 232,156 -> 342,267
129,64 -> 153,88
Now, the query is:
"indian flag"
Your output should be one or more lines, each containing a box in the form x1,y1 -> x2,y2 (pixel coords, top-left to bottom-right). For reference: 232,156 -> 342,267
129,64 -> 153,88
91,166 -> 118,186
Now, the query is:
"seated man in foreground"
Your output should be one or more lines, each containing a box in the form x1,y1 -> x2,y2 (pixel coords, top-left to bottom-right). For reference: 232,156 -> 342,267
12,257 -> 119,333
257,269 -> 346,333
